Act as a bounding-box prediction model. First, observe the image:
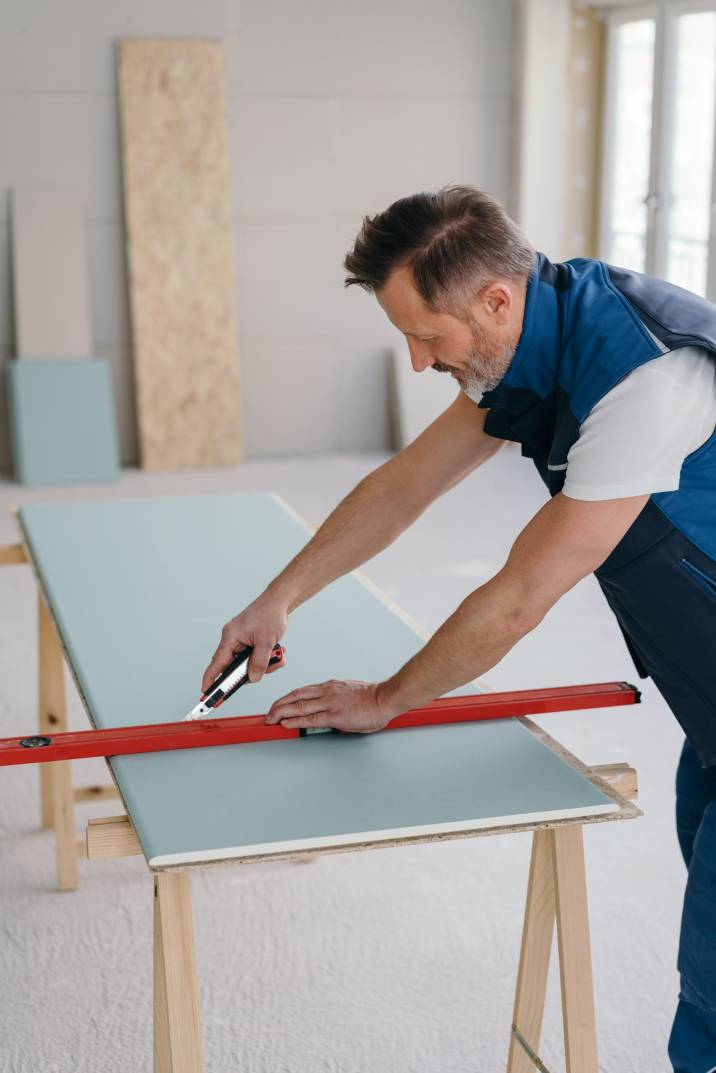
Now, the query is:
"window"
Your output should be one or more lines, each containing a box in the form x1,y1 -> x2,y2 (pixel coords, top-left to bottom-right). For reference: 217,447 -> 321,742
599,3 -> 716,299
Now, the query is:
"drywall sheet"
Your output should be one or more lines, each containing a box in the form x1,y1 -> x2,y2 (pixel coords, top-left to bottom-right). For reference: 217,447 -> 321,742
117,39 -> 242,470
390,342 -> 461,449
11,187 -> 92,359
7,359 -> 119,485
18,493 -> 617,867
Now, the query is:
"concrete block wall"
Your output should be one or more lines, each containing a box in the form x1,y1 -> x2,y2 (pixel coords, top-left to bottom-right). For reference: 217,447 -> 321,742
0,0 -> 514,470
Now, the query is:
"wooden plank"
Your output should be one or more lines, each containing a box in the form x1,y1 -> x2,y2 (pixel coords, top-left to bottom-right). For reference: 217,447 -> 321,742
38,595 -> 71,835
590,762 -> 637,801
0,543 -> 27,565
552,825 -> 598,1073
74,783 -> 120,802
117,39 -> 242,471
507,830 -> 556,1073
154,871 -> 204,1072
38,591 -> 79,889
154,884 -> 172,1073
51,760 -> 79,890
38,593 -> 58,830
11,187 -> 92,359
87,815 -> 141,859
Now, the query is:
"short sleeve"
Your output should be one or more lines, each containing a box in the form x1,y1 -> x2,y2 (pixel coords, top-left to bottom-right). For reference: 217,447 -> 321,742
562,347 -> 716,501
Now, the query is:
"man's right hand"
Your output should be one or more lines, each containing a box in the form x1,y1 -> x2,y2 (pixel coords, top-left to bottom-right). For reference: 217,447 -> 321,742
201,596 -> 288,695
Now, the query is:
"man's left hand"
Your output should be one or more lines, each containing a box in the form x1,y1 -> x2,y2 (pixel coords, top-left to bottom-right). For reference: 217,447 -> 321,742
265,679 -> 398,733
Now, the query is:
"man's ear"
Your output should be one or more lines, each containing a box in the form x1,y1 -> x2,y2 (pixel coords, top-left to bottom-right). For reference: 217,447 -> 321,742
480,281 -> 513,324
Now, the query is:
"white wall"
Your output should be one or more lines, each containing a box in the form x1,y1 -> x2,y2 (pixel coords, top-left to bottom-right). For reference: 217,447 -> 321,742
0,0 -> 515,470
513,0 -> 571,259
513,0 -> 605,262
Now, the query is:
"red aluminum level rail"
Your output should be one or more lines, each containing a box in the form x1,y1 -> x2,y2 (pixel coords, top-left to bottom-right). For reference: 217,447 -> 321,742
0,681 -> 640,767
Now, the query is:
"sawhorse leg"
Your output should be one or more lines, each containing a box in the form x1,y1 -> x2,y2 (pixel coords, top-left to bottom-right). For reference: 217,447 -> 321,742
38,592 -> 79,891
154,871 -> 205,1073
507,824 -> 597,1073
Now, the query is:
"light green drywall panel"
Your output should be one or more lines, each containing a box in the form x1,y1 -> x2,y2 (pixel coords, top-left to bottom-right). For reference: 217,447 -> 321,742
18,493 -> 616,866
7,359 -> 119,485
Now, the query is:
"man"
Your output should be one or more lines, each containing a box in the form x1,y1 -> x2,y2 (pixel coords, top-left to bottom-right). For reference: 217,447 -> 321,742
203,187 -> 716,1071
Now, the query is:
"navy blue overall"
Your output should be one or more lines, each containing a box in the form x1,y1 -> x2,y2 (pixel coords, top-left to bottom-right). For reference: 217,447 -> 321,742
478,254 -> 716,1070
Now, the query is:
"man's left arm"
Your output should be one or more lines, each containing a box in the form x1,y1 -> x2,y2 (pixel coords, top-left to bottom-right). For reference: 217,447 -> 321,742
265,491 -> 649,731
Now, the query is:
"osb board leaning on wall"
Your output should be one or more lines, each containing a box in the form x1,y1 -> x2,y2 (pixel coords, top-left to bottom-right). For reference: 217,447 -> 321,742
117,39 -> 243,470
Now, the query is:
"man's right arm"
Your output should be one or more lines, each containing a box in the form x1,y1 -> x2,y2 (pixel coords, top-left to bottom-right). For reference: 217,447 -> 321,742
202,393 -> 505,688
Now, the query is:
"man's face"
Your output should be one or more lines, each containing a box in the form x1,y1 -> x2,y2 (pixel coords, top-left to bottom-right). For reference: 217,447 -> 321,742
376,265 -> 525,397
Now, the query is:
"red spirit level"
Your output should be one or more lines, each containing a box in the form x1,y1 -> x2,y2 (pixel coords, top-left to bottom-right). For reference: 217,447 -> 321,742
0,681 -> 640,767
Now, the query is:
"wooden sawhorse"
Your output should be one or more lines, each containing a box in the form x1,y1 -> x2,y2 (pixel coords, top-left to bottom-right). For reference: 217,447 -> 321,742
2,539 -> 641,1072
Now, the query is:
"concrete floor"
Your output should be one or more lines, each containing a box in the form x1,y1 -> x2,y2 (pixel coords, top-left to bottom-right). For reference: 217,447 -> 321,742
0,445 -> 686,1072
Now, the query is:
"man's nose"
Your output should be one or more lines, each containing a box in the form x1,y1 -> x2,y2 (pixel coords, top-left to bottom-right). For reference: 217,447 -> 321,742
407,341 -> 434,373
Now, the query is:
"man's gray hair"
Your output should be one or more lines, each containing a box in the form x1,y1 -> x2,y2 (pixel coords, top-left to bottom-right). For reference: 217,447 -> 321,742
344,185 -> 536,313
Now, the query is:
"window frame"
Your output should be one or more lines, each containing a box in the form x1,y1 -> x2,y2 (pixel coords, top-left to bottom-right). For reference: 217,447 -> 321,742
597,0 -> 716,299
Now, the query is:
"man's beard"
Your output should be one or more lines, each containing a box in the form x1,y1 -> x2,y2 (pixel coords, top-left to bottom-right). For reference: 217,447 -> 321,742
432,323 -> 516,398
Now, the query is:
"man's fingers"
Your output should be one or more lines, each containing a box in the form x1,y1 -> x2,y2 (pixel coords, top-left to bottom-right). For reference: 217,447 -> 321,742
201,642 -> 237,694
265,652 -> 286,675
203,637 -> 285,694
266,698 -> 327,724
247,641 -> 276,684
279,710 -> 334,730
265,685 -> 328,724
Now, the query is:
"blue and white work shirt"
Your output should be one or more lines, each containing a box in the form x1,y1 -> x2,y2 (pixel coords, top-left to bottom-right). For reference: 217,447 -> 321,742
469,252 -> 716,767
